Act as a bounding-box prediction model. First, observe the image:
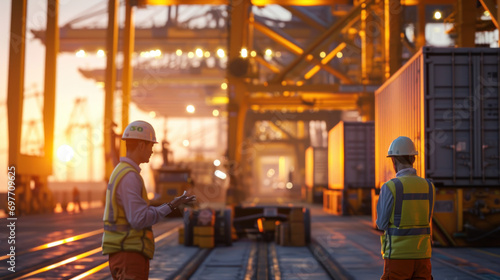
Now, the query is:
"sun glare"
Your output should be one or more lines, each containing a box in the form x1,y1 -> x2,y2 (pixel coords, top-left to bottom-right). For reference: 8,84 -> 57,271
57,145 -> 75,162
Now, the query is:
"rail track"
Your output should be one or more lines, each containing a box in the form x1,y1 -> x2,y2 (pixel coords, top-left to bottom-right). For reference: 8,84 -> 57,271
2,207 -> 499,279
1,218 -> 333,280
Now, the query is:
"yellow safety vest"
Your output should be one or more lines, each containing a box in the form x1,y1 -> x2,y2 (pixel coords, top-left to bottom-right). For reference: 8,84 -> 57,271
102,162 -> 155,259
380,176 -> 435,259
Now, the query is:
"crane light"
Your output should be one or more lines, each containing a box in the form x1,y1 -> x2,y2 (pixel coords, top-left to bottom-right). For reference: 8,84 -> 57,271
217,49 -> 225,58
240,48 -> 248,58
76,50 -> 86,58
433,11 -> 442,20
196,48 -> 203,58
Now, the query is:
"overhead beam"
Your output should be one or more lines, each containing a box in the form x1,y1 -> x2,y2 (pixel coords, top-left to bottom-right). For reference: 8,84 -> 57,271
478,0 -> 499,29
248,96 -> 359,111
273,0 -> 371,83
252,19 -> 303,54
304,42 -> 346,80
252,19 -> 353,84
139,0 -> 350,6
283,6 -> 327,31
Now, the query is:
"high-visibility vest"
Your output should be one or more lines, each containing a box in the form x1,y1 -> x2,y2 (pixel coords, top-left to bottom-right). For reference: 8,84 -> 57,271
102,162 -> 155,259
380,176 -> 435,259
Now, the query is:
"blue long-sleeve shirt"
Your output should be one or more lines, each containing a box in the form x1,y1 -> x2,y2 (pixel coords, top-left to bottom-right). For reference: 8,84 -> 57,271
115,157 -> 172,230
376,168 -> 417,230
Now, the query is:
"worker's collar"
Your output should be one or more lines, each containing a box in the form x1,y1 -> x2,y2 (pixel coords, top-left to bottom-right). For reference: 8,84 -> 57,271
396,167 -> 417,177
120,157 -> 141,173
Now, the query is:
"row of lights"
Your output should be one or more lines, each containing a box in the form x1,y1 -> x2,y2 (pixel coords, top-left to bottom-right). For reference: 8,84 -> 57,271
239,47 -> 343,59
431,9 -> 491,21
74,48 -> 228,59
77,47 -> 344,61
149,106 -> 221,118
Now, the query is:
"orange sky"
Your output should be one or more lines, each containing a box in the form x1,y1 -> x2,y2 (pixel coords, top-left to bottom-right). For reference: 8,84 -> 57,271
0,1 -> 225,190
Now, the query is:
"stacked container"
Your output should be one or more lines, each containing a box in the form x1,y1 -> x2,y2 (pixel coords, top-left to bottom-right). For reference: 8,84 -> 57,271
325,121 -> 375,215
304,146 -> 328,203
374,47 -> 500,246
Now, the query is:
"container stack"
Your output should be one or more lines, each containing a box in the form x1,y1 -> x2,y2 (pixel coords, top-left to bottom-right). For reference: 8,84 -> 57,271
304,147 -> 328,204
325,121 -> 374,216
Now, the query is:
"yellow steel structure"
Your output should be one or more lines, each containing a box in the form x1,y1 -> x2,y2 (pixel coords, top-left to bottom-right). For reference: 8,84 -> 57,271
7,0 -> 58,214
8,0 -> 500,213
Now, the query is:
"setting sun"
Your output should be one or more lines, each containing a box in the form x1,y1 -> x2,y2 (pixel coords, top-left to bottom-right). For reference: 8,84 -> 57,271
56,145 -> 75,162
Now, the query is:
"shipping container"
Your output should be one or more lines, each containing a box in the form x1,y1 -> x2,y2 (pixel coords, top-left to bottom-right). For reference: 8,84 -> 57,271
374,47 -> 500,246
305,146 -> 328,203
375,47 -> 500,188
324,121 -> 374,215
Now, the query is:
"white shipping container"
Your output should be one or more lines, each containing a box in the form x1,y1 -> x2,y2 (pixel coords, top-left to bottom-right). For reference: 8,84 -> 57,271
375,47 -> 500,188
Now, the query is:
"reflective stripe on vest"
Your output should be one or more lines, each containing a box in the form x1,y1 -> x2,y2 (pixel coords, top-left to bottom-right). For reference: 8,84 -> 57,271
102,162 -> 155,259
382,177 -> 435,259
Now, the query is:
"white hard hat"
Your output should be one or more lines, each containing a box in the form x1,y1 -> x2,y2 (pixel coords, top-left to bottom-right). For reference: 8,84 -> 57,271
122,120 -> 158,143
387,136 -> 418,157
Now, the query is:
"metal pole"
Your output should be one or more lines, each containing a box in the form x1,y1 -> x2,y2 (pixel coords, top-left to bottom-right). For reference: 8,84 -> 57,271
43,0 -> 59,175
104,0 -> 119,179
7,0 -> 27,170
121,0 -> 135,157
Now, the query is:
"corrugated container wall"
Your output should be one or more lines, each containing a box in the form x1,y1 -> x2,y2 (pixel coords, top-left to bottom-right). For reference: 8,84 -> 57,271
375,47 -> 500,188
305,147 -> 328,188
328,121 -> 375,189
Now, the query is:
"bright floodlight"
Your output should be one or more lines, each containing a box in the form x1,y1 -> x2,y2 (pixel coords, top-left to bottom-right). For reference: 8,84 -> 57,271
186,105 -> 195,113
217,49 -> 225,58
240,48 -> 248,58
97,50 -> 105,57
215,170 -> 227,179
182,140 -> 190,147
76,50 -> 86,58
212,109 -> 220,117
57,145 -> 74,162
433,11 -> 442,20
213,159 -> 221,166
196,48 -> 203,58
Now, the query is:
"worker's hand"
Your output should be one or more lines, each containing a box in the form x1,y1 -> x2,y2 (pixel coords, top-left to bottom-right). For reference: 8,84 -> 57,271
171,191 -> 196,208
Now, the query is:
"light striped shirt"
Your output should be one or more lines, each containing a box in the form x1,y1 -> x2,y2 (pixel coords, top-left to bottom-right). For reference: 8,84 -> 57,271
115,157 -> 172,230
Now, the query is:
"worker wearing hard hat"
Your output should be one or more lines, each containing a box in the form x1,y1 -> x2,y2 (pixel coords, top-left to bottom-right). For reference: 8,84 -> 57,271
102,120 -> 196,280
376,136 -> 435,280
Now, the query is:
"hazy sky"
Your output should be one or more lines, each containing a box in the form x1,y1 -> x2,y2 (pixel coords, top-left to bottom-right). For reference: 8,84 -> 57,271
0,0 -> 164,187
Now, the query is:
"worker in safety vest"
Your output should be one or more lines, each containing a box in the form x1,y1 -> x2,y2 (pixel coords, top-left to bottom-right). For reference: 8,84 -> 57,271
376,136 -> 435,280
102,120 -> 196,280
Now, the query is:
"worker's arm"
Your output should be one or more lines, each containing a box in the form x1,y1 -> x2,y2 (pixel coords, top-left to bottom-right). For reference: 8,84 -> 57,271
116,172 -> 172,230
376,183 -> 393,230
